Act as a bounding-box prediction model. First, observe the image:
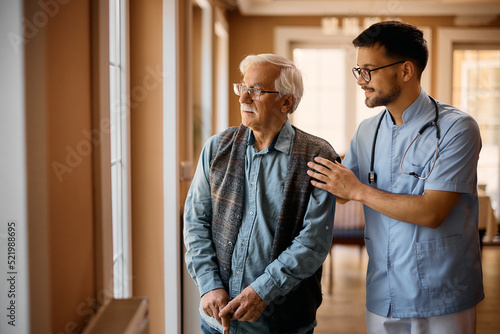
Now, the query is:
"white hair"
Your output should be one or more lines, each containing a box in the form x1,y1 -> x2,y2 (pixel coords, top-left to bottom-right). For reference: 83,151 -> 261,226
239,53 -> 303,113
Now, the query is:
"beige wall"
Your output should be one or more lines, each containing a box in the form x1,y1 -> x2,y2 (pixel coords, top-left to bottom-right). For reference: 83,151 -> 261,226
227,11 -> 500,127
47,3 -> 95,330
26,0 -> 96,332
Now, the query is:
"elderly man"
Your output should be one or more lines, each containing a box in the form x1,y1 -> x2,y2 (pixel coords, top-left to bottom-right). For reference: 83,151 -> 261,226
184,53 -> 340,334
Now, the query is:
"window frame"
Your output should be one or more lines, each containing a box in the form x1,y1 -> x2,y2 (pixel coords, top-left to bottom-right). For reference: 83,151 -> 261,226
437,28 -> 500,218
91,0 -> 114,299
109,0 -> 132,298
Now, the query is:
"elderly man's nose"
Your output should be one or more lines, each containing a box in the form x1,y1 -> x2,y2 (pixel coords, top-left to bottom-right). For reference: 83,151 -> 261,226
239,89 -> 252,103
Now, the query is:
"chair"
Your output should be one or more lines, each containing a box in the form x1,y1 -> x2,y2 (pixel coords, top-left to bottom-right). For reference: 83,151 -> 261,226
327,200 -> 365,294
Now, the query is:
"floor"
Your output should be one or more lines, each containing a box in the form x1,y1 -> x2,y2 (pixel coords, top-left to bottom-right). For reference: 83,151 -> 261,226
315,245 -> 500,334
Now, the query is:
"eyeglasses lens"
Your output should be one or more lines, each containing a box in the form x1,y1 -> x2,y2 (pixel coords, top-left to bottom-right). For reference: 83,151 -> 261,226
234,84 -> 261,101
361,69 -> 370,82
352,68 -> 371,82
352,68 -> 359,80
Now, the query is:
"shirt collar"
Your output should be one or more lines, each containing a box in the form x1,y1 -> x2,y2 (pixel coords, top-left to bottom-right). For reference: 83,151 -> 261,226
400,88 -> 434,124
247,118 -> 294,155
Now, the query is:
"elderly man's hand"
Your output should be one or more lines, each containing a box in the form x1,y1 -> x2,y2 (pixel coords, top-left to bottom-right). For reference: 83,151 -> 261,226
201,288 -> 231,327
307,157 -> 362,201
219,285 -> 267,325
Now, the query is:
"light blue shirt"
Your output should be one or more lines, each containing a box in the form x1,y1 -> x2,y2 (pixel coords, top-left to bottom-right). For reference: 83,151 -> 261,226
184,120 -> 335,333
343,89 -> 484,318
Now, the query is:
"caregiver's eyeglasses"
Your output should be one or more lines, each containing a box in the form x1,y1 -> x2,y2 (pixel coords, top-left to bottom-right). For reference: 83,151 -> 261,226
352,60 -> 406,82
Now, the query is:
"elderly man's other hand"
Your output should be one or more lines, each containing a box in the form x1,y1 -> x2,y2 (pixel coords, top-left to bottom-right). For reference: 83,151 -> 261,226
219,285 -> 267,325
201,288 -> 230,327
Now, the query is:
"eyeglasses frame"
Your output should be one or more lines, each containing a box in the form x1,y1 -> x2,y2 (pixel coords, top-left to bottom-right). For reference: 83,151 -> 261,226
352,60 -> 406,82
233,83 -> 280,101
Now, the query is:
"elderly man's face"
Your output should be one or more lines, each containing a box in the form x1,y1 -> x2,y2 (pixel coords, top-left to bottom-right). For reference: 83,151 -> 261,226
239,63 -> 288,134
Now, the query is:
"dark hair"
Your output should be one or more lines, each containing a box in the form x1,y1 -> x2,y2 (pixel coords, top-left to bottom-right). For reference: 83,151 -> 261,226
352,21 -> 429,77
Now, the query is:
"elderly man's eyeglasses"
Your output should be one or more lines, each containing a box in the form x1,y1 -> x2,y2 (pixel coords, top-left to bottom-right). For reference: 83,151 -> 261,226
233,83 -> 280,101
352,60 -> 406,82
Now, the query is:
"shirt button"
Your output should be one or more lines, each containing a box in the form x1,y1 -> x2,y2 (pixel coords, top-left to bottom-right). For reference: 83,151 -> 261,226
393,184 -> 398,189
394,158 -> 398,162
249,211 -> 254,215
236,271 -> 241,275
242,241 -> 246,245
325,226 -> 330,230
237,215 -> 242,220
251,181 -> 256,186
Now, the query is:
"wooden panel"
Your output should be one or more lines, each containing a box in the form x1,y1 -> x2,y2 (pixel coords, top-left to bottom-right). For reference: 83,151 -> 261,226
129,1 -> 165,333
82,298 -> 149,334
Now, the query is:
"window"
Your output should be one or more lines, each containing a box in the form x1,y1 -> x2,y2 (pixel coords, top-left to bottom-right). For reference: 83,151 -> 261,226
109,0 -> 131,298
278,26 -> 430,156
453,46 -> 500,210
292,47 -> 382,155
293,47 -> 348,152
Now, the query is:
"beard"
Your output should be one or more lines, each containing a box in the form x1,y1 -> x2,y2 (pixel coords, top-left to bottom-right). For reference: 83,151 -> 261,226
364,75 -> 401,108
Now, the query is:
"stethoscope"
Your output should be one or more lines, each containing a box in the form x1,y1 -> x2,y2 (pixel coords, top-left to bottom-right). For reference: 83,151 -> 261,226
368,96 -> 441,184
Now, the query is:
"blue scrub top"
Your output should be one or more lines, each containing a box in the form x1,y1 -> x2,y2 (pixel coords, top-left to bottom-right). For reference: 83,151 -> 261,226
343,89 -> 485,318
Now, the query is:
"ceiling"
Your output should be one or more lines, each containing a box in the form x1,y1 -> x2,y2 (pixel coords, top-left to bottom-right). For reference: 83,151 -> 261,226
236,0 -> 500,17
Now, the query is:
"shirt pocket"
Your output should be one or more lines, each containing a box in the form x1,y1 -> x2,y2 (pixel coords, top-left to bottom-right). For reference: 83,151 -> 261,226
260,181 -> 284,220
414,235 -> 469,295
401,131 -> 437,169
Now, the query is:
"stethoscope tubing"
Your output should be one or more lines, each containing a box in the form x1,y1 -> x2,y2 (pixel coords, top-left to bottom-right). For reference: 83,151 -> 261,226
368,96 -> 440,184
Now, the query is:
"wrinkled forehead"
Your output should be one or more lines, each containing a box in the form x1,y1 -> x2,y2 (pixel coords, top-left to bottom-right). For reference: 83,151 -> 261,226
242,63 -> 280,88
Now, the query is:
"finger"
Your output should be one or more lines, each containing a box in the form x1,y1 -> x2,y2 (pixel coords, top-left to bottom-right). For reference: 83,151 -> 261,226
333,159 -> 347,169
307,161 -> 330,175
306,169 -> 328,182
248,312 -> 260,322
313,156 -> 336,169
202,305 -> 213,318
310,178 -> 327,190
237,307 -> 263,322
219,301 -> 236,319
238,309 -> 258,322
213,307 -> 222,325
232,305 -> 247,320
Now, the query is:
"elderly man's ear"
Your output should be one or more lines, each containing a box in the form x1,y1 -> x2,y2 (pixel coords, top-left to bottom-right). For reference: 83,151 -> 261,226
281,95 -> 295,114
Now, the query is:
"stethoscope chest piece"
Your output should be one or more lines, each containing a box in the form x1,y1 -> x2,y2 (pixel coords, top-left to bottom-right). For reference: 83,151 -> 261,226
368,171 -> 376,184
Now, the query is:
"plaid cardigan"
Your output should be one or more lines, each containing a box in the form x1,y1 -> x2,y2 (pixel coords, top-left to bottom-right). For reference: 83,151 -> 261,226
210,124 -> 339,332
